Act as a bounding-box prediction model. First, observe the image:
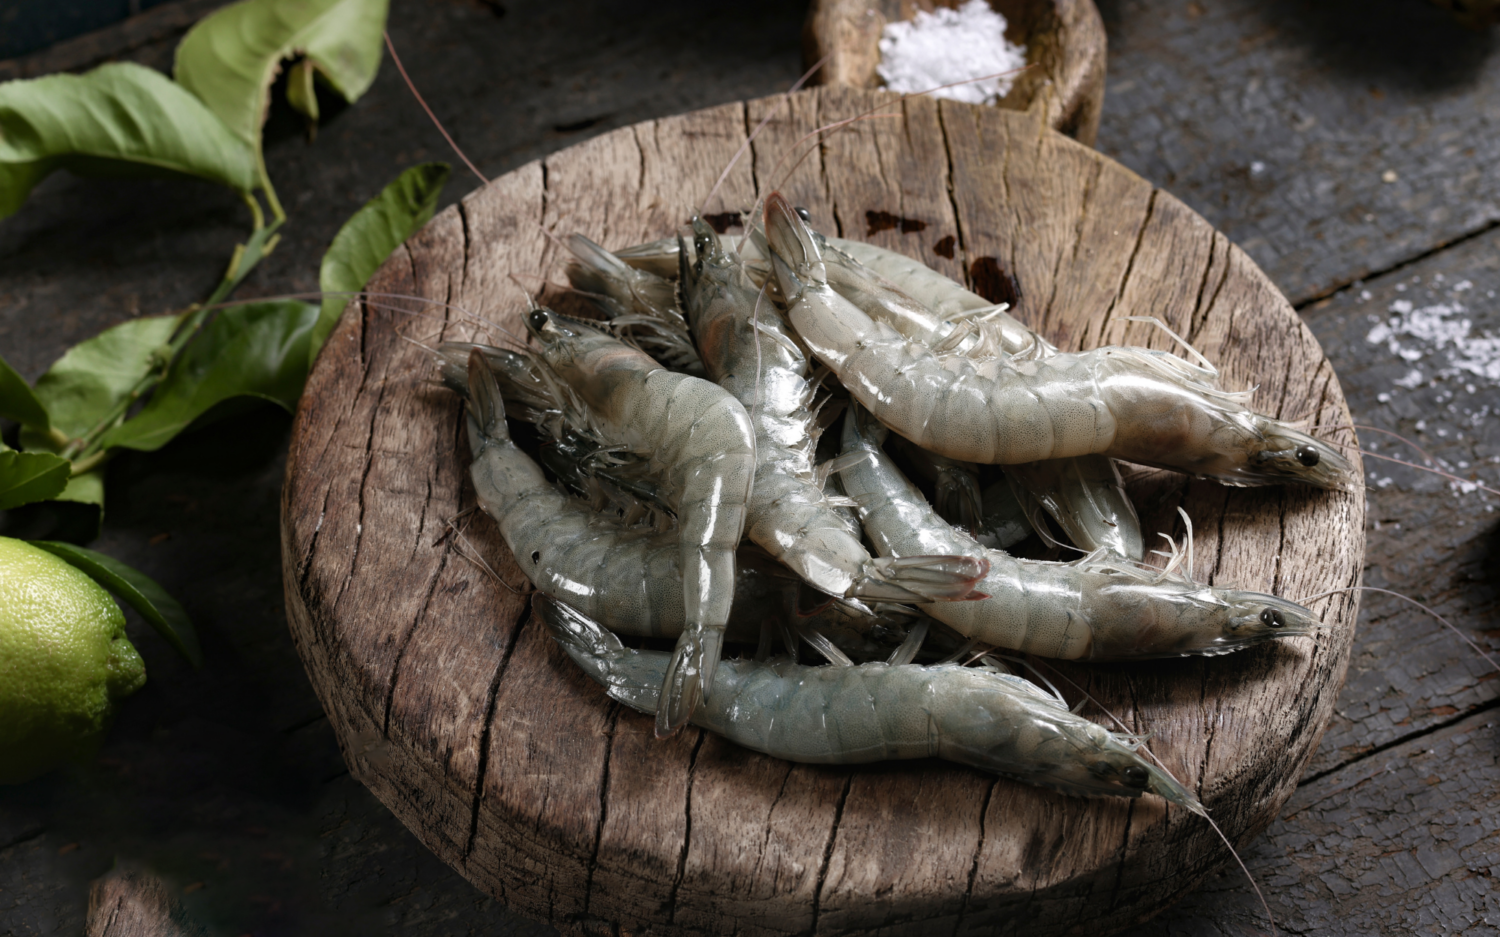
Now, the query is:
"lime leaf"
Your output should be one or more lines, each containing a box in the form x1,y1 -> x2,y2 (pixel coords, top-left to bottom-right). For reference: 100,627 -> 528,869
0,352 -> 49,430
29,541 -> 202,668
51,468 -> 106,512
174,0 -> 389,151
312,162 -> 449,366
19,316 -> 181,454
0,62 -> 256,219
0,451 -> 71,510
99,300 -> 318,453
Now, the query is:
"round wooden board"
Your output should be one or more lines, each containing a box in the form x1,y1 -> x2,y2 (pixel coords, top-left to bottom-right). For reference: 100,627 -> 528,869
802,0 -> 1107,145
280,87 -> 1363,936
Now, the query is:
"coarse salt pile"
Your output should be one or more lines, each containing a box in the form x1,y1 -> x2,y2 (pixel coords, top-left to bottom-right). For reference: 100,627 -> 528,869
876,0 -> 1027,106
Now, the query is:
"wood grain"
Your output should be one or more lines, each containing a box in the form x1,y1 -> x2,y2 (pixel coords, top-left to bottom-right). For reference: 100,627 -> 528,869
85,869 -> 194,937
802,0 -> 1106,144
280,87 -> 1363,935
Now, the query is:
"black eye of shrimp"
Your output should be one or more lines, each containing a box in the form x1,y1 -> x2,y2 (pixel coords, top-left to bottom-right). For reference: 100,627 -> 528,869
1295,445 -> 1321,467
795,206 -> 812,222
1121,765 -> 1150,789
528,309 -> 550,332
1260,607 -> 1285,628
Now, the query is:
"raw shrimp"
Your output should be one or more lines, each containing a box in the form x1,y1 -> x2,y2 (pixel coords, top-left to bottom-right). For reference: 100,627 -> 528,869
766,192 -> 1357,490
1007,457 -> 1145,560
887,433 -> 987,534
564,234 -> 706,376
617,221 -> 1142,557
538,593 -> 1204,812
824,235 -> 1045,357
813,234 -> 1146,558
839,403 -> 1324,660
680,217 -> 988,604
518,314 -> 758,734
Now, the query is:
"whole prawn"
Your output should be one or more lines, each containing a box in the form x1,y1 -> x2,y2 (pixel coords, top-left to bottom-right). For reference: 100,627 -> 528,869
765,192 -> 1356,490
679,217 -> 988,604
506,316 -> 758,735
814,233 -> 1145,559
538,593 -> 1204,813
839,403 -> 1323,660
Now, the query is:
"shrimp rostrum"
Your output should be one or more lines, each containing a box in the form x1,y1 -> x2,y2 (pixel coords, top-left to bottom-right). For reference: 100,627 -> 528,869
538,593 -> 1204,814
764,192 -> 1356,491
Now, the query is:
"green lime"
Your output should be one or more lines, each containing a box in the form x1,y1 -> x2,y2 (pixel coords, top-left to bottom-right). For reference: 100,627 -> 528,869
0,536 -> 145,784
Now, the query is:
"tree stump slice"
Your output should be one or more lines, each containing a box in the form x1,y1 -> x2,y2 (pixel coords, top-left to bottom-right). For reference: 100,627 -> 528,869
802,0 -> 1106,144
280,87 -> 1362,936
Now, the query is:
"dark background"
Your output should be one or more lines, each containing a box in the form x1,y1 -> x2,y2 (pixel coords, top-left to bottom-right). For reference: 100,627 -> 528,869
2,1 -> 1499,934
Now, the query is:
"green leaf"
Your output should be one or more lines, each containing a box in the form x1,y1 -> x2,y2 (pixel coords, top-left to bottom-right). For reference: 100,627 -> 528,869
0,62 -> 256,219
0,451 -> 71,510
99,300 -> 318,453
19,316 -> 181,453
312,162 -> 449,367
51,469 -> 106,511
174,0 -> 390,151
0,352 -> 49,430
29,541 -> 202,668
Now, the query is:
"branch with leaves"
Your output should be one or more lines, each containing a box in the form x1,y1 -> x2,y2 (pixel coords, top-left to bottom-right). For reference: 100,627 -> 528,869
0,0 -> 450,664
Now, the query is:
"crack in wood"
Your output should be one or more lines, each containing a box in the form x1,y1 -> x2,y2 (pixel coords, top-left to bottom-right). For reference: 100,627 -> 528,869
581,702 -> 620,922
1092,187 -> 1158,350
463,597 -> 531,862
953,776 -> 999,936
1298,694 -> 1500,789
1293,217 -> 1500,312
934,103 -> 973,283
809,774 -> 853,936
665,730 -> 706,925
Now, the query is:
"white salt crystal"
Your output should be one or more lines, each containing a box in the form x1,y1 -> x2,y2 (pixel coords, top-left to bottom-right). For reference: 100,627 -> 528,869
876,0 -> 1027,106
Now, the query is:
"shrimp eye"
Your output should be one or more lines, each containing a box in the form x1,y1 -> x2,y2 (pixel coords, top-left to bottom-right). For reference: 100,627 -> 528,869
1122,765 -> 1150,789
1260,607 -> 1285,628
528,309 -> 550,333
795,206 -> 812,222
1295,445 -> 1321,467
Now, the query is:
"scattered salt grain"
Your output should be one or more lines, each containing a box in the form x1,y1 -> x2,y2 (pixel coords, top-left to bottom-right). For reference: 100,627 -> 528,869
876,0 -> 1027,106
1366,297 -> 1500,385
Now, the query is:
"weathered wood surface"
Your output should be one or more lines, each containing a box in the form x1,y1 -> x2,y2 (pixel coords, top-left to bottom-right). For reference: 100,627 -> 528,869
280,85 -> 1362,934
1119,187 -> 1500,937
802,0 -> 1107,143
85,868 -> 198,937
1095,0 -> 1500,307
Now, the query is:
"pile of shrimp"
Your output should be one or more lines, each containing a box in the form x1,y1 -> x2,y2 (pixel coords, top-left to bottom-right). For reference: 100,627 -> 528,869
434,191 -> 1359,817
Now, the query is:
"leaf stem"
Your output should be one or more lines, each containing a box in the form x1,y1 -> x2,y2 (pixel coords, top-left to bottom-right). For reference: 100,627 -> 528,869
256,149 -> 287,224
70,450 -> 108,477
61,218 -> 283,461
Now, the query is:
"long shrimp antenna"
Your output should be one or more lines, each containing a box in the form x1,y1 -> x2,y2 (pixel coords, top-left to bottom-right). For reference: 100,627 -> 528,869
1313,422 -> 1436,466
1298,586 -> 1500,674
1358,450 -> 1500,497
1309,423 -> 1500,497
700,54 -> 829,219
384,31 -> 489,185
1032,660 -> 1279,937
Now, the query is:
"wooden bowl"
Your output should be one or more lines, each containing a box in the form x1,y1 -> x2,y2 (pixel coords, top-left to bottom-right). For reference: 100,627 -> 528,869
281,86 -> 1362,935
802,0 -> 1106,144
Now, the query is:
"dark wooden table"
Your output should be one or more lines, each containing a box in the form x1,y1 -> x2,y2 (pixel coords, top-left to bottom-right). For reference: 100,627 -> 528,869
2,1 -> 1496,934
